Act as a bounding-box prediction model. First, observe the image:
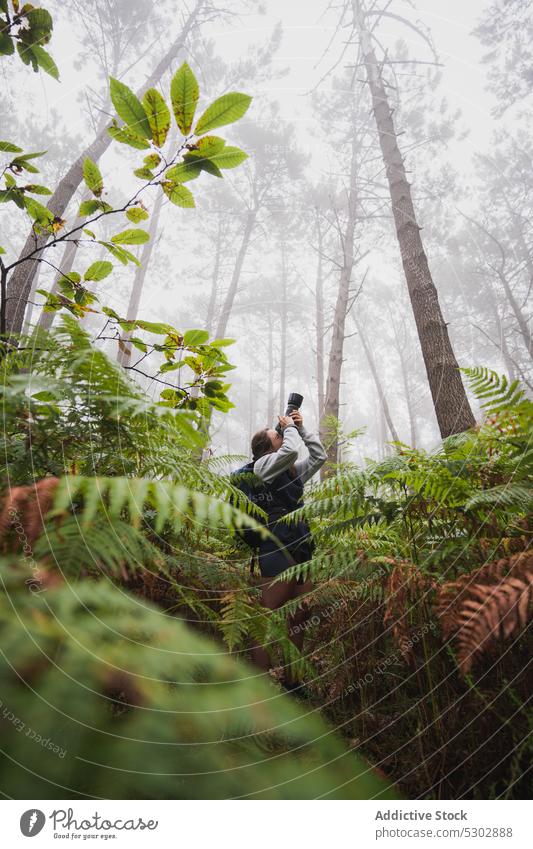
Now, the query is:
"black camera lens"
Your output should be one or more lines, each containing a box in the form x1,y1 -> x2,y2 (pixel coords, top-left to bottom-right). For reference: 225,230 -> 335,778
286,392 -> 303,410
275,393 -> 303,434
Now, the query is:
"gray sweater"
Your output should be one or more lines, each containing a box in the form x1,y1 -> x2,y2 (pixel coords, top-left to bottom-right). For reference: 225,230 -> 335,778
254,424 -> 327,485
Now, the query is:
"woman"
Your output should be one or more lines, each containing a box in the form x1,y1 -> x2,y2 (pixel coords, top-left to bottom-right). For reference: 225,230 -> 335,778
249,409 -> 327,688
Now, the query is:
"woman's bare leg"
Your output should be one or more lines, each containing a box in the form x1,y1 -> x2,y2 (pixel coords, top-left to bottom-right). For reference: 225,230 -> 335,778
285,579 -> 313,684
250,576 -> 295,672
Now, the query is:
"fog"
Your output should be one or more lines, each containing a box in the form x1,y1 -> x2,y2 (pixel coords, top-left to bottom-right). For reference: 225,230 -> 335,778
2,0 -> 531,465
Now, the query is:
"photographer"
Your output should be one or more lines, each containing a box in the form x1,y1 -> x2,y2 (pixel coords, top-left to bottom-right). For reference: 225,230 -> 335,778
249,409 -> 327,690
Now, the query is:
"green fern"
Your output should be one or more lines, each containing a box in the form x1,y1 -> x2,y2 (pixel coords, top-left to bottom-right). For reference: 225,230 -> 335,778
0,559 -> 397,800
463,366 -> 528,414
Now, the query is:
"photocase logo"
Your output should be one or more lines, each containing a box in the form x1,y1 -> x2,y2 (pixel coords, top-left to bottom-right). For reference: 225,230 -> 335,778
20,809 -> 46,837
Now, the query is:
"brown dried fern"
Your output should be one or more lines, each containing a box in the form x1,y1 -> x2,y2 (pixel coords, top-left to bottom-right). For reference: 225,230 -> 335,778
435,553 -> 533,673
435,551 -> 533,636
383,560 -> 436,664
0,477 -> 59,550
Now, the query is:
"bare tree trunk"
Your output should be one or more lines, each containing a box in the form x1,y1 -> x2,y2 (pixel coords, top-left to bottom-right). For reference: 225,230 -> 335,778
279,240 -> 288,407
315,209 -> 325,418
321,140 -> 358,468
375,396 -> 385,458
214,209 -> 256,340
496,269 -> 533,360
353,0 -> 475,438
4,0 -> 207,338
356,319 -> 400,443
36,189 -> 95,333
21,264 -> 41,335
486,286 -> 517,380
117,191 -> 164,366
391,318 -> 417,447
205,214 -> 226,335
266,311 -> 275,425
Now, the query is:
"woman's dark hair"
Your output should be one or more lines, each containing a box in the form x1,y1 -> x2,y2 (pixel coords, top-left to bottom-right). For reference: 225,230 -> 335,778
251,428 -> 272,461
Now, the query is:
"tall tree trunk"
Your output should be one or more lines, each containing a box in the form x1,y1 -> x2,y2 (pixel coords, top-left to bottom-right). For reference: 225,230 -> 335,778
214,209 -> 256,340
205,214 -> 226,335
37,189 -> 94,333
496,268 -> 533,360
21,264 -> 41,335
486,285 -> 517,380
117,191 -> 164,366
266,311 -> 275,426
391,318 -> 417,447
279,240 -> 288,408
321,139 -> 358,468
353,0 -> 475,438
356,319 -> 400,443
4,0 -> 206,338
199,208 -> 256,448
315,209 -> 325,418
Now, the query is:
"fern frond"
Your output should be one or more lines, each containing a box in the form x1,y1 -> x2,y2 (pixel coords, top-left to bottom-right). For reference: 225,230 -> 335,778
452,573 -> 533,673
463,366 -> 527,414
465,483 -> 533,513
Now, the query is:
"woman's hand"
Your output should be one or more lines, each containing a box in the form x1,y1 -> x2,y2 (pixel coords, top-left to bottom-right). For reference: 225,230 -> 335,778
290,410 -> 303,430
277,415 -> 294,430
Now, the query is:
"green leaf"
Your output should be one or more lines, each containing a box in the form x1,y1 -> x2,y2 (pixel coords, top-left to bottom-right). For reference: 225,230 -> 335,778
0,141 -> 23,153
126,206 -> 149,223
102,305 -> 120,319
0,247 -> 5,255
23,184 -> 52,195
110,77 -> 151,139
159,388 -> 183,402
184,151 -> 223,178
11,155 -> 40,173
108,122 -> 150,150
136,319 -> 176,334
210,145 -> 248,169
170,62 -> 199,135
31,390 -> 57,402
83,228 -> 96,238
117,319 -> 137,332
210,337 -> 236,347
111,228 -> 149,245
0,32 -> 14,57
0,187 -> 24,207
20,8 -> 53,46
78,199 -> 112,216
82,158 -> 103,197
165,160 -> 201,184
159,361 -> 184,373
196,135 -> 226,155
59,272 -> 81,284
144,153 -> 161,168
161,181 -> 195,208
183,329 -> 210,346
30,44 -> 59,80
84,261 -> 113,282
16,40 -> 33,67
133,167 -> 154,180
142,88 -> 171,148
130,337 -> 148,352
14,150 -> 47,161
99,241 -> 140,266
24,196 -> 54,224
194,92 -> 252,135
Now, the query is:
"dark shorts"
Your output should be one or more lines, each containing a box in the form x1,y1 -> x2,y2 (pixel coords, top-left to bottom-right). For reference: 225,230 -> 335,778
258,519 -> 315,579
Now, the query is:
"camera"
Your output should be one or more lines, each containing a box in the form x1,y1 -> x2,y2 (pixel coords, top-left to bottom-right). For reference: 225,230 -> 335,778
275,392 -> 303,435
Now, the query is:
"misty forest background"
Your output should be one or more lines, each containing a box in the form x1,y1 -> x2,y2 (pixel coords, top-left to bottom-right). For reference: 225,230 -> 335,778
0,0 -> 531,801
